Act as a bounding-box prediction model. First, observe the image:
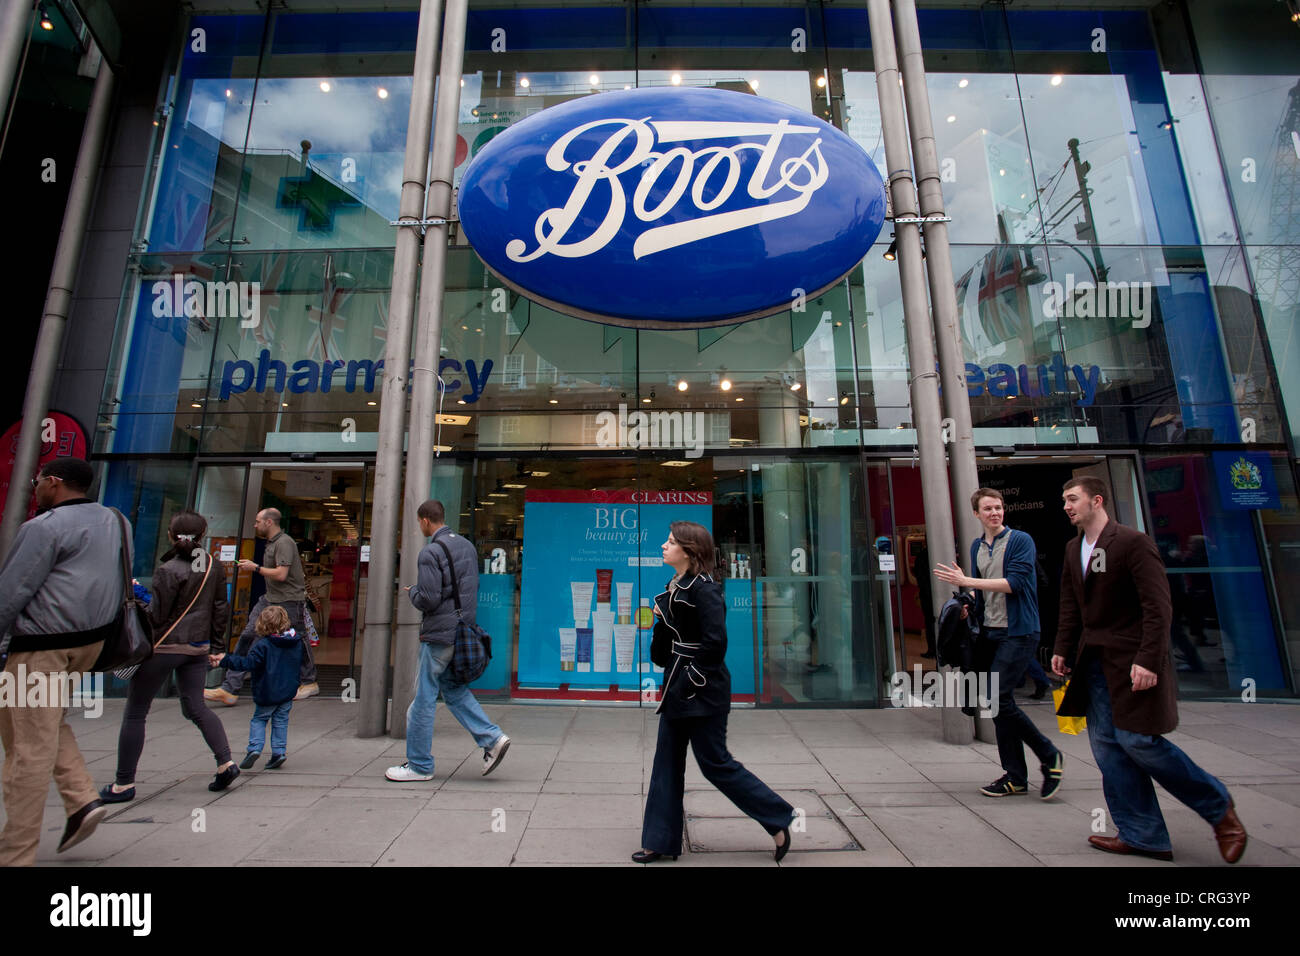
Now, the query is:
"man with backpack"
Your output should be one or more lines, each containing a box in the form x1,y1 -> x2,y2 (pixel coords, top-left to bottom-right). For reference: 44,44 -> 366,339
934,487 -> 1064,800
385,499 -> 510,782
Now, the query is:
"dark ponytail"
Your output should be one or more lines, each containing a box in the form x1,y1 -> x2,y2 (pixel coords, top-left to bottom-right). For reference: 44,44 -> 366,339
160,509 -> 208,564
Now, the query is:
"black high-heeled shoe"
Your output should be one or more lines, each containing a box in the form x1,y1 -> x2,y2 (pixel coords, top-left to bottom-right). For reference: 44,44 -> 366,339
631,849 -> 678,864
773,827 -> 791,863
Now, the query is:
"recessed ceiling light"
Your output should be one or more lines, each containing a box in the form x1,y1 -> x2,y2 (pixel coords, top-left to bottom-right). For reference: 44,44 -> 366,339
947,115 -> 956,123
958,78 -> 969,88
677,380 -> 688,392
367,401 -> 377,406
735,397 -> 744,402
191,402 -> 202,408
519,77 -> 529,88
1051,75 -> 1063,86
549,398 -> 559,404
503,483 -> 527,489
816,75 -> 826,89
642,397 -> 652,404
530,471 -> 550,477
748,79 -> 759,91
378,88 -> 388,99
661,461 -> 692,468
671,74 -> 682,85
589,75 -> 600,86
719,378 -> 732,391
319,81 -> 331,92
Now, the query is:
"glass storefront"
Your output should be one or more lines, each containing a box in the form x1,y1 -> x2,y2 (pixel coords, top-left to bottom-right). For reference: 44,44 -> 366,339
88,2 -> 1299,704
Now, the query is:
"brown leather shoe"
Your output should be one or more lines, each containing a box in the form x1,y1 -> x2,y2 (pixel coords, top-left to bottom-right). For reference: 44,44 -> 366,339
1213,801 -> 1247,864
1088,834 -> 1173,861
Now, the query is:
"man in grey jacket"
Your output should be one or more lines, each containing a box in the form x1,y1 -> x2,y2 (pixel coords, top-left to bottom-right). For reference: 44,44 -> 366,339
385,499 -> 510,782
0,459 -> 124,865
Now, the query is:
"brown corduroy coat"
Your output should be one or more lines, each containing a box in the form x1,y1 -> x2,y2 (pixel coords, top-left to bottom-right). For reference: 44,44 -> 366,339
1053,518 -> 1178,736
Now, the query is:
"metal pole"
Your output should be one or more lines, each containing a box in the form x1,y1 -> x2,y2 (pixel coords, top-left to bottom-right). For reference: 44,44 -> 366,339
0,0 -> 33,140
358,0 -> 444,737
892,0 -> 982,556
0,60 -> 113,560
390,0 -> 468,739
867,0 -> 968,744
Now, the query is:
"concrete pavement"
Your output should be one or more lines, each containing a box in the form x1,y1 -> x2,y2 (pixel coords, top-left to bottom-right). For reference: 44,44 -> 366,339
5,691 -> 1300,867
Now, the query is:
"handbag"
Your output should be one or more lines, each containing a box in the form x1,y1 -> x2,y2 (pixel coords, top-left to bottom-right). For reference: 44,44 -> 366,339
115,549 -> 215,681
434,538 -> 492,684
1052,680 -> 1087,735
92,509 -> 156,676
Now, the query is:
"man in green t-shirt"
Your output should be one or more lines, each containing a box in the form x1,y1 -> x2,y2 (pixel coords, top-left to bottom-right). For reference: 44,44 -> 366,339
205,508 -> 319,704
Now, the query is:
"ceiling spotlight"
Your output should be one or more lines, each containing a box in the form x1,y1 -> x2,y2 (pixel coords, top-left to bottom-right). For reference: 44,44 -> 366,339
589,74 -> 600,86
519,77 -> 530,88
748,79 -> 759,91
958,78 -> 969,88
39,5 -> 53,30
319,81 -> 331,92
1051,75 -> 1063,86
816,75 -> 827,89
883,237 -> 898,261
642,396 -> 652,404
548,398 -> 559,404
378,87 -> 389,99
719,378 -> 732,391
946,115 -> 956,123
840,394 -> 850,405
790,381 -> 802,391
1290,0 -> 1300,23
677,380 -> 688,392
671,74 -> 682,85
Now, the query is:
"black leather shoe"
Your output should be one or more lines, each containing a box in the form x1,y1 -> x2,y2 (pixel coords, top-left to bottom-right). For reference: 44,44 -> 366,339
631,849 -> 677,863
58,800 -> 107,853
774,827 -> 792,863
209,764 -> 240,792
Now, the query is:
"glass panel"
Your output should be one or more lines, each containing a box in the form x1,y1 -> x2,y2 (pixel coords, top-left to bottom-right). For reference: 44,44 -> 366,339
753,457 -> 875,705
1144,452 -> 1289,696
196,464 -> 248,647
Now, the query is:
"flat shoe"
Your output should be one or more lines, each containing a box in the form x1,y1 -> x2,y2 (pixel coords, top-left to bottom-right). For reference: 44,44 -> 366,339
58,801 -> 107,853
98,784 -> 135,804
209,765 -> 240,792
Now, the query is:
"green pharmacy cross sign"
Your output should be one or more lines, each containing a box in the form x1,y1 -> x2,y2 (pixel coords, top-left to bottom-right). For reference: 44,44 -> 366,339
276,169 -> 361,231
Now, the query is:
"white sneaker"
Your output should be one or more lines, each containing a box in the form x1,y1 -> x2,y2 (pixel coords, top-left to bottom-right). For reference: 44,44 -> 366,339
482,734 -> 511,776
385,763 -> 435,782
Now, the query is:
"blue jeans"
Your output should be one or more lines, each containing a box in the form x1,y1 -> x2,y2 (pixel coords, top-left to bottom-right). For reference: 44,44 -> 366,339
405,641 -> 503,775
249,701 -> 292,757
642,713 -> 794,855
1083,655 -> 1230,853
983,629 -> 1059,787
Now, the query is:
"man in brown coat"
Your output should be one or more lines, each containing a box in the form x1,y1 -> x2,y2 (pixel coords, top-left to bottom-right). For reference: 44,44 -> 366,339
1051,476 -> 1247,863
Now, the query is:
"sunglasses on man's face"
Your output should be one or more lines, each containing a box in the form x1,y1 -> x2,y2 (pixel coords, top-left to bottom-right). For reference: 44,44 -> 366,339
30,475 -> 62,489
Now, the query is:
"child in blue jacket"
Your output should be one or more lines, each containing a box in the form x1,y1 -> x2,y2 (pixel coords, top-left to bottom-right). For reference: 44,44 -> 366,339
210,605 -> 303,770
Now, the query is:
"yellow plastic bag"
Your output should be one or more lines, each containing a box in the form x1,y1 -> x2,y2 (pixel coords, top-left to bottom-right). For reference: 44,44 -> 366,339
1053,681 -> 1086,735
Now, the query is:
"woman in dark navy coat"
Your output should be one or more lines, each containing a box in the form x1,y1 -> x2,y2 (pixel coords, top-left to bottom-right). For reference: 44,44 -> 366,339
633,521 -> 794,863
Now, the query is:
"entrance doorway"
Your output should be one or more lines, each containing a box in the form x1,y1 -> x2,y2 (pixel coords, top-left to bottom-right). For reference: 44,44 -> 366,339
195,462 -> 374,690
885,454 -> 1143,677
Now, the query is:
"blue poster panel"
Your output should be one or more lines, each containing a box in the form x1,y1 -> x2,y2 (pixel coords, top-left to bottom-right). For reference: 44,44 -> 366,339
1212,452 -> 1280,510
471,573 -> 514,691
519,489 -> 711,691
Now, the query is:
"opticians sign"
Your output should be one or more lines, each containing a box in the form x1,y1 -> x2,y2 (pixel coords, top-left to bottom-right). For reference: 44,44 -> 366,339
456,87 -> 887,329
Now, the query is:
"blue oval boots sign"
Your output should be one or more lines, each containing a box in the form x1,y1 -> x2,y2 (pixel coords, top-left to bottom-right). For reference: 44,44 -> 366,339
457,87 -> 887,328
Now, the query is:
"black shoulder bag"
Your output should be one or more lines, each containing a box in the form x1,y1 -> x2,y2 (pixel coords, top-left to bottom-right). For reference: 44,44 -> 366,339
92,509 -> 156,675
434,538 -> 492,684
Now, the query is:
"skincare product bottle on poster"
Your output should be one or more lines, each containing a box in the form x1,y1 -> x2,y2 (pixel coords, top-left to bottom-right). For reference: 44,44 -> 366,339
615,581 -> 633,624
637,599 -> 652,673
730,555 -> 738,578
592,608 -> 615,672
559,628 -> 577,672
570,580 -> 594,630
575,627 -> 593,672
595,569 -> 613,610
